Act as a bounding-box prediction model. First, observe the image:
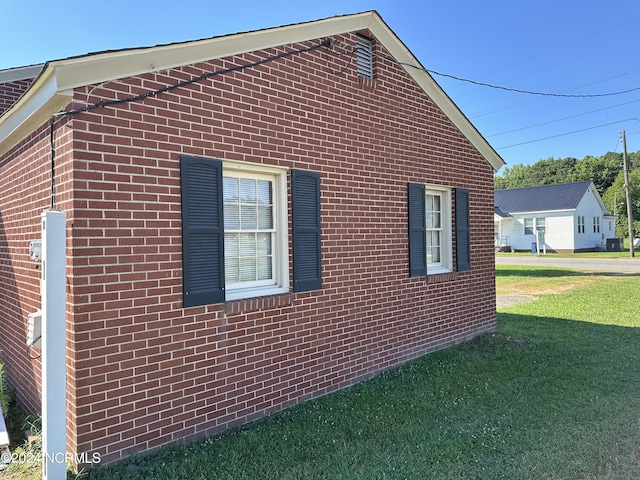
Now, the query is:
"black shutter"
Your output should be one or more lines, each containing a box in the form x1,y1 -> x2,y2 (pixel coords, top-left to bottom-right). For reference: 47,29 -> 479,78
180,155 -> 225,307
455,188 -> 471,272
408,183 -> 427,277
292,169 -> 322,292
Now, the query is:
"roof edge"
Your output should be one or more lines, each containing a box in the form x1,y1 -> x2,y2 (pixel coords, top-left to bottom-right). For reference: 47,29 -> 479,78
0,67 -> 72,156
1,11 -> 504,171
0,12 -> 375,156
364,13 -> 504,171
50,12 -> 376,91
0,64 -> 45,84
495,180 -> 593,193
587,182 -> 609,214
503,208 -> 576,215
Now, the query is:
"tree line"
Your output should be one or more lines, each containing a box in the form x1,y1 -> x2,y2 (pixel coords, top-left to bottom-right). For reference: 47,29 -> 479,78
495,151 -> 640,238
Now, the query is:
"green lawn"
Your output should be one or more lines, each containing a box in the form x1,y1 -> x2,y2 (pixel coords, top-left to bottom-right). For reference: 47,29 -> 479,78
4,268 -> 637,479
495,249 -> 634,259
76,266 -> 640,480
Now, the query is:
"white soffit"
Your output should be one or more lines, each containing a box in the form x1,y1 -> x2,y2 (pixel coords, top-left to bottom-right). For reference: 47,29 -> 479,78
50,13 -> 374,91
0,11 -> 504,171
0,68 -> 72,157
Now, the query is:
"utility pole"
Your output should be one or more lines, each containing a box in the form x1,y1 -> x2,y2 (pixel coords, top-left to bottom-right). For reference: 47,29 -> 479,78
621,131 -> 635,257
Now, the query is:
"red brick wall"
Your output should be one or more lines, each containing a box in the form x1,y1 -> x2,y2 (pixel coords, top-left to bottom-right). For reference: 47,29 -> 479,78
1,30 -> 496,465
0,78 -> 34,115
0,116 -> 76,448
0,127 -> 49,414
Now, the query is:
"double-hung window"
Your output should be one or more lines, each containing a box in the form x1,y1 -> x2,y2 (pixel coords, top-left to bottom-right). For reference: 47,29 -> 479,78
593,216 -> 600,233
524,218 -> 534,235
426,189 -> 451,272
577,215 -> 585,234
180,156 -> 321,307
222,170 -> 284,299
408,183 -> 470,276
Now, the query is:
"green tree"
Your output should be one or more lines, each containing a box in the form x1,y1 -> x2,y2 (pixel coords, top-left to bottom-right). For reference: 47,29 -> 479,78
571,152 -> 621,194
495,163 -> 531,189
629,150 -> 640,170
527,157 -> 578,185
602,170 -> 640,238
494,149 -> 640,238
495,151 -> 637,195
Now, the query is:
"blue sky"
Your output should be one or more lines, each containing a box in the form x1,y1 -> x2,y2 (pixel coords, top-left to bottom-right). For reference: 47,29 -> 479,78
2,0 -> 640,170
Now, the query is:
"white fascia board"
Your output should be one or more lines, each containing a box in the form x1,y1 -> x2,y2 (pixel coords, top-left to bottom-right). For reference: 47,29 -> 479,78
51,12 -> 373,91
366,14 -> 505,172
0,13 -> 372,156
0,64 -> 44,83
508,209 -> 575,216
587,183 -> 609,213
0,68 -> 72,157
50,10 -> 505,175
0,10 -> 504,172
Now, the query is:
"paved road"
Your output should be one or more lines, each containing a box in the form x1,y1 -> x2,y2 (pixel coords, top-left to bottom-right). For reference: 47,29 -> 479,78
496,255 -> 640,273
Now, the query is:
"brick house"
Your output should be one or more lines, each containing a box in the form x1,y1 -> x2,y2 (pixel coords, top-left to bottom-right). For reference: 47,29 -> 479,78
0,11 -> 504,465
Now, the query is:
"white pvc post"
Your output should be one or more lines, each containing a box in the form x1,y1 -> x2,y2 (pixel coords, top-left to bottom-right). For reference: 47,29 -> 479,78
41,210 -> 67,480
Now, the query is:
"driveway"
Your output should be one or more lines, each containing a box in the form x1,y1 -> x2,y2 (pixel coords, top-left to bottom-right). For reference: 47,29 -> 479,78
495,255 -> 640,274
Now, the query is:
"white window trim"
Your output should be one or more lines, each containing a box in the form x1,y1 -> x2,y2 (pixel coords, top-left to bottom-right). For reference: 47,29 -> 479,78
426,186 -> 452,275
524,217 -> 534,236
577,215 -> 585,234
222,160 -> 289,301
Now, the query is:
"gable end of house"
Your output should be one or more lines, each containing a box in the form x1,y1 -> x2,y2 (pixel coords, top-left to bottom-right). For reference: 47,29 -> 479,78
0,11 -> 504,171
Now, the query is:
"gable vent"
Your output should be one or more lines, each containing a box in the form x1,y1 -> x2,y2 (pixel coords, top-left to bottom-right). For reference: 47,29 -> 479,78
355,34 -> 373,79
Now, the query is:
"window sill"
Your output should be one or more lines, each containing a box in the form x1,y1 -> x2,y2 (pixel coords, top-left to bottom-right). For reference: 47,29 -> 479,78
225,285 -> 289,302
427,272 -> 458,284
224,292 -> 294,315
427,265 -> 453,275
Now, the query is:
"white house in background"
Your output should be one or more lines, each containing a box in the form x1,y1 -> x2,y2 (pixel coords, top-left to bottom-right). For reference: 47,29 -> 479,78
495,181 -> 617,253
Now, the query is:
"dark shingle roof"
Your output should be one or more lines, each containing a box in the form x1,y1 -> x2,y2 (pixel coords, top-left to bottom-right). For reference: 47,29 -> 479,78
495,181 -> 593,214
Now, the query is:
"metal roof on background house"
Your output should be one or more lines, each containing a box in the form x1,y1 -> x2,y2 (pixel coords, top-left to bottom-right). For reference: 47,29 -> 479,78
495,181 -> 594,214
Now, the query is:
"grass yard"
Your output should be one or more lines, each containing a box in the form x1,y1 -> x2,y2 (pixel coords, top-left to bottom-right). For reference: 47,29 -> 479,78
495,250 -> 634,259
494,264 -> 621,296
2,267 -> 636,479
76,266 -> 640,480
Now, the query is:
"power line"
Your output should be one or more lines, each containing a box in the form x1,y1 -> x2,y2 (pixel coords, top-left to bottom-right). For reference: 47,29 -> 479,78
453,15 -> 640,87
488,98 -> 640,138
48,39 -> 331,208
386,55 -> 640,98
55,39 -> 331,118
496,119 -> 637,150
451,34 -> 640,102
468,67 -> 640,119
425,68 -> 640,98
